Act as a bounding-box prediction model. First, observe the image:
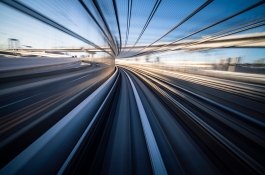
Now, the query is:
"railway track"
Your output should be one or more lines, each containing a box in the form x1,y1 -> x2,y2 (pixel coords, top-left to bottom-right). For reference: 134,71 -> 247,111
0,66 -> 264,174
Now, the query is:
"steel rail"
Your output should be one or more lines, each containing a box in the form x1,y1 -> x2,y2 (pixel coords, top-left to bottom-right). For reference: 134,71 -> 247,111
79,0 -> 116,56
122,69 -> 168,175
92,0 -> 118,56
126,0 -> 213,57
126,67 -> 265,174
112,0 -> 122,53
0,68 -> 119,175
58,68 -> 120,174
122,0 -> 132,53
130,67 -> 265,138
128,1 -> 265,57
0,0 -> 111,55
123,0 -> 162,56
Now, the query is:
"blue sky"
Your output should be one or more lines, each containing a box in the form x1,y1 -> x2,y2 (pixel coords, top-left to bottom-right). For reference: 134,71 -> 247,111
0,0 -> 264,62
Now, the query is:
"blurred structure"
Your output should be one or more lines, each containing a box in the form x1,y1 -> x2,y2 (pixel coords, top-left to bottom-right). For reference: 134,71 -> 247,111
8,38 -> 20,50
0,0 -> 264,73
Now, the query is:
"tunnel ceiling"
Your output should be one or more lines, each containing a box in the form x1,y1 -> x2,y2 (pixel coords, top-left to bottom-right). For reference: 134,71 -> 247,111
1,0 -> 265,58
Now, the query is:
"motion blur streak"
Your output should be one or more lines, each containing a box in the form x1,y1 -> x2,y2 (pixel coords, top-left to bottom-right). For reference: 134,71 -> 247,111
0,0 -> 265,174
